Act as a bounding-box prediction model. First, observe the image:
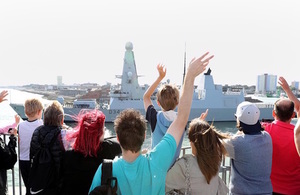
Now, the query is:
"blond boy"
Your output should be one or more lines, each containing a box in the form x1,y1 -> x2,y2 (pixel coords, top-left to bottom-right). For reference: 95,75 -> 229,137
143,64 -> 182,167
18,98 -> 43,195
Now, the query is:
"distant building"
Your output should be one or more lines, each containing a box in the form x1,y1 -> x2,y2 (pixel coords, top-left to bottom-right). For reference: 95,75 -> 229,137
291,81 -> 299,90
256,74 -> 277,95
57,76 -> 63,88
59,89 -> 87,97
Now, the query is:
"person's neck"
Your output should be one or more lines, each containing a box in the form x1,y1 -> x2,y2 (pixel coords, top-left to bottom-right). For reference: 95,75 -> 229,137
122,148 -> 141,163
275,117 -> 292,124
27,116 -> 40,122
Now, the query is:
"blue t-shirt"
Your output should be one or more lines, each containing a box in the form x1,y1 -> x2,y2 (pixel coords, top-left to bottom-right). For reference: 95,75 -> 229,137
89,133 -> 177,195
224,131 -> 273,195
146,105 -> 184,167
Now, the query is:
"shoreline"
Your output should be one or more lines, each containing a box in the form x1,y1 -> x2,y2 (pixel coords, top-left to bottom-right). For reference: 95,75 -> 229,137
18,88 -> 77,103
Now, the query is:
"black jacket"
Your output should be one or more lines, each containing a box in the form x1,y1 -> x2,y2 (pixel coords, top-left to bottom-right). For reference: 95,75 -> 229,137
0,135 -> 17,194
30,125 -> 65,194
60,138 -> 121,195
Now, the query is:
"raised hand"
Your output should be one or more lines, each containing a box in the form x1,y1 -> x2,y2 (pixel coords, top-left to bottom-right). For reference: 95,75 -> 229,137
187,52 -> 214,78
0,90 -> 9,103
8,128 -> 18,136
199,109 -> 209,120
14,114 -> 21,125
278,76 -> 300,116
278,77 -> 290,92
157,63 -> 166,79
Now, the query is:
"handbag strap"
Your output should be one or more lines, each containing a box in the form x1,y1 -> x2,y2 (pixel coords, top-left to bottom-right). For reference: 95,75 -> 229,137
183,157 -> 191,195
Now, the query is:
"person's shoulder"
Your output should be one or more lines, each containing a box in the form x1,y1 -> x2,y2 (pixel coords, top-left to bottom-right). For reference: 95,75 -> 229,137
178,154 -> 194,163
230,133 -> 243,140
154,133 -> 176,151
147,104 -> 158,114
35,124 -> 45,130
164,133 -> 176,141
261,121 -> 273,131
102,138 -> 120,147
225,133 -> 246,146
170,154 -> 194,170
32,125 -> 43,135
100,138 -> 121,154
36,118 -> 43,124
112,156 -> 126,168
261,131 -> 272,139
19,120 -> 27,125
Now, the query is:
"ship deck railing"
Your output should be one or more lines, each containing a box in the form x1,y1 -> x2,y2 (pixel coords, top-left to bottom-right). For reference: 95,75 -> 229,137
2,134 -> 231,195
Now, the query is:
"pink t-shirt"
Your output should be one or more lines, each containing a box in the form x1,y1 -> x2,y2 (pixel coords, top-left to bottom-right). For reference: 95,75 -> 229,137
263,120 -> 300,194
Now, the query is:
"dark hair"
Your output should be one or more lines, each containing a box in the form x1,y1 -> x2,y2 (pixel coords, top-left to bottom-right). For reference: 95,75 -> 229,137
156,84 -> 179,111
114,109 -> 146,153
188,119 -> 229,184
71,109 -> 105,157
43,101 -> 64,126
274,98 -> 294,122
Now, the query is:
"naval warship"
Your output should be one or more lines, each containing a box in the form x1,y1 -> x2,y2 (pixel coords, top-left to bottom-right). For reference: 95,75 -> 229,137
10,42 -> 274,122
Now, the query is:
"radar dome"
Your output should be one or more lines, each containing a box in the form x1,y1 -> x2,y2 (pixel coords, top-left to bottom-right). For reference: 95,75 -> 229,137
125,42 -> 133,51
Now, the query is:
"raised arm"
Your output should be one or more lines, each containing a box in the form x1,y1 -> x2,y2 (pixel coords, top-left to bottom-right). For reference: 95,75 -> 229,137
166,52 -> 214,145
0,114 -> 20,134
0,90 -> 9,103
278,76 -> 300,115
143,63 -> 166,111
294,119 -> 300,156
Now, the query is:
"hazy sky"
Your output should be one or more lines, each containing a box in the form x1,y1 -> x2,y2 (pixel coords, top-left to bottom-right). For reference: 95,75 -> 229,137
1,0 -> 299,87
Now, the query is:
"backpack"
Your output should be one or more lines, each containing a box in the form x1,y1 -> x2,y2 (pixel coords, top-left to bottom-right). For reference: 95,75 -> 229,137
28,130 -> 60,195
89,159 -> 118,195
0,135 -> 17,170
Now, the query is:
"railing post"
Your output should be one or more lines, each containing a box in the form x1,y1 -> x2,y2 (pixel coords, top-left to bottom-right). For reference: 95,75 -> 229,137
18,141 -> 22,195
11,168 -> 15,195
1,134 -> 21,195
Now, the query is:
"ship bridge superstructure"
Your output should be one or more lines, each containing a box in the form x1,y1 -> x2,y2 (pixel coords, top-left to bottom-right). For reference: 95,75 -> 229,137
110,42 -> 146,101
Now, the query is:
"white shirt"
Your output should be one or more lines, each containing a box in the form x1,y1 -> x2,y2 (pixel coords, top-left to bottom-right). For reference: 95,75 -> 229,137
19,119 -> 43,160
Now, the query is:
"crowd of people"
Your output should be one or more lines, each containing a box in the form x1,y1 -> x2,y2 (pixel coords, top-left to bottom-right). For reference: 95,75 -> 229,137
1,51 -> 300,194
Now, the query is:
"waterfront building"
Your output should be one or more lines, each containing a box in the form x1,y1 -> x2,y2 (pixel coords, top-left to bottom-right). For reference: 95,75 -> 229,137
57,76 -> 63,88
256,74 -> 277,95
292,81 -> 299,90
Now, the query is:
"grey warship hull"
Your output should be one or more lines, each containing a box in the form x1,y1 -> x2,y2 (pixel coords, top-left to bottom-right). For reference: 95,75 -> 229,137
10,42 -> 274,123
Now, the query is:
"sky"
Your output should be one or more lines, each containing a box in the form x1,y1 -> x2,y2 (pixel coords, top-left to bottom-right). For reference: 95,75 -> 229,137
0,0 -> 299,87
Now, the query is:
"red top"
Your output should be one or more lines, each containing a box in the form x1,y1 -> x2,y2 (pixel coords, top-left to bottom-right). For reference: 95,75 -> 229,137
263,120 -> 300,194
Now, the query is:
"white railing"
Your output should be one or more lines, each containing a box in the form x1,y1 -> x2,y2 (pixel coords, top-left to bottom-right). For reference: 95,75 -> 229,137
2,134 -> 232,195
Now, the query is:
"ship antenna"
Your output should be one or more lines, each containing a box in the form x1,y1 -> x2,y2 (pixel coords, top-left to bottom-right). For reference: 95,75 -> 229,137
182,43 -> 186,85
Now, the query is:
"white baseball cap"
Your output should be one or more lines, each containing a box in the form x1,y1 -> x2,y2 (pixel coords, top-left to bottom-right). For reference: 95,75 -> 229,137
235,101 -> 260,125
